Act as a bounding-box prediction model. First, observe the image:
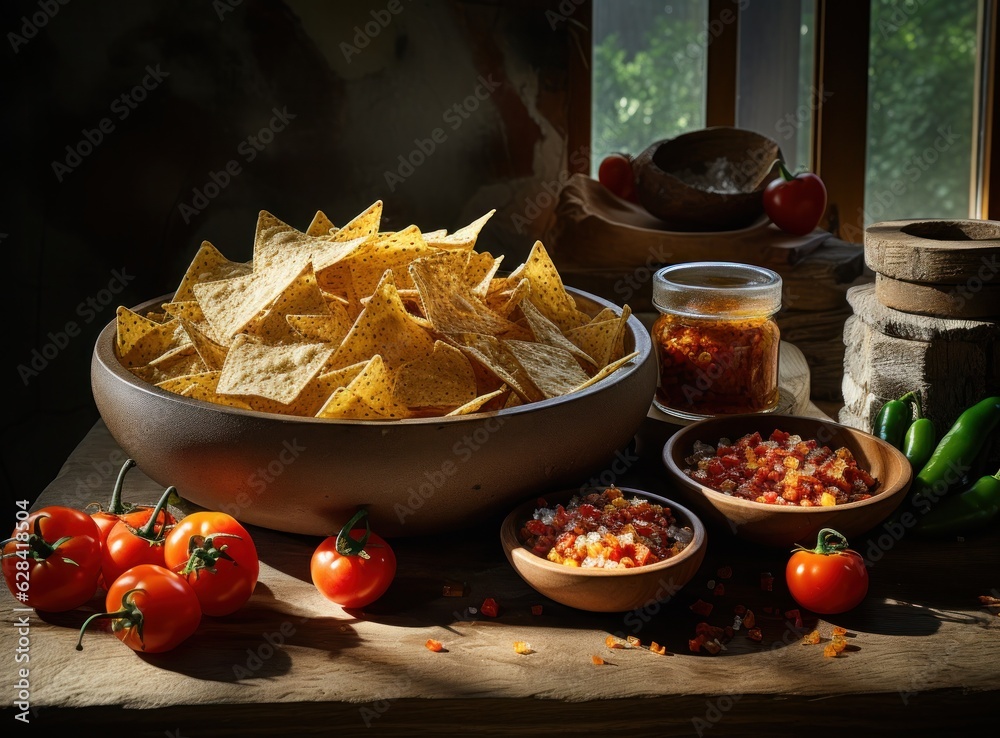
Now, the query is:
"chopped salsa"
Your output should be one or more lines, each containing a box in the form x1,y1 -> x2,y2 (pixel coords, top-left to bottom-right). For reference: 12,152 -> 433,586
519,486 -> 693,569
683,429 -> 878,506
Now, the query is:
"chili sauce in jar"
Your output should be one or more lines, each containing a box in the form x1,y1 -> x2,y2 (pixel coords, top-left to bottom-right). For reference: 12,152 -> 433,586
651,262 -> 782,420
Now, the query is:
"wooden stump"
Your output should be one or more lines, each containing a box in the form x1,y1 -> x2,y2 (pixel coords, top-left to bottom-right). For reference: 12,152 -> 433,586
839,283 -> 1000,468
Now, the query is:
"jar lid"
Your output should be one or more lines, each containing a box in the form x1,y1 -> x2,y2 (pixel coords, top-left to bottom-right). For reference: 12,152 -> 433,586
652,262 -> 782,318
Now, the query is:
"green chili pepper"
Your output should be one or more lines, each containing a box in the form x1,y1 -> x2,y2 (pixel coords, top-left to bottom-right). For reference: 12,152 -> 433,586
911,395 -> 1000,504
913,467 -> 1000,537
873,391 -> 916,450
901,394 -> 935,470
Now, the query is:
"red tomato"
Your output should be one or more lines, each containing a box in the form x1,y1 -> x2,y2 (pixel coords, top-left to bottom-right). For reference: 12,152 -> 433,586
597,153 -> 638,202
91,459 -> 175,543
786,528 -> 868,614
763,161 -> 827,236
77,564 -> 201,653
164,511 -> 259,617
311,510 -> 396,609
2,506 -> 103,612
101,485 -> 176,587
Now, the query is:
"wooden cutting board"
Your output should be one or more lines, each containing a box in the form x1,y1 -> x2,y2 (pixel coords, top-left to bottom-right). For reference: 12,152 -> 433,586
548,173 -> 831,271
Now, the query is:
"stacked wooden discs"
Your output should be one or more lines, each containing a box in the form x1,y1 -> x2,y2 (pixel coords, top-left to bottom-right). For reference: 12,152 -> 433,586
864,219 -> 1000,320
840,218 -> 1000,466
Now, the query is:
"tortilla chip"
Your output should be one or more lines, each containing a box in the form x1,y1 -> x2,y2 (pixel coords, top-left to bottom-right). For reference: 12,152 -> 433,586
393,341 -> 477,411
173,241 -> 251,303
409,250 -> 514,336
316,387 -> 391,420
216,335 -> 335,404
181,382 -> 254,410
330,200 -> 383,242
503,340 -> 591,399
252,262 -> 331,344
348,225 -> 438,297
285,304 -> 352,344
155,370 -> 222,395
178,318 -> 229,370
564,305 -> 632,368
253,210 -> 368,275
424,210 -> 495,250
519,300 -> 596,368
446,387 -> 508,416
569,351 -> 640,393
330,270 -> 435,370
508,240 -> 590,332
449,332 -> 543,404
306,210 -> 337,238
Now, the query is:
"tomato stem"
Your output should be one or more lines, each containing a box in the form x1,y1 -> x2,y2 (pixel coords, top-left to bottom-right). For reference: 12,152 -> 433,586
335,508 -> 372,559
180,532 -> 242,575
106,459 -> 137,515
136,486 -> 176,541
812,528 -> 850,554
76,608 -> 133,650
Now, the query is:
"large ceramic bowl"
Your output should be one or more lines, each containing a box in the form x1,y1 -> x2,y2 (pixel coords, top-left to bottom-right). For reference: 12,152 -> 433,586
662,414 -> 912,548
500,487 -> 707,612
91,288 -> 656,538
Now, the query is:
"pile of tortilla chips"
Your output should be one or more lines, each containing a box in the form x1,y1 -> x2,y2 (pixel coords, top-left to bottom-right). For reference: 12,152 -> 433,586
114,201 -> 638,419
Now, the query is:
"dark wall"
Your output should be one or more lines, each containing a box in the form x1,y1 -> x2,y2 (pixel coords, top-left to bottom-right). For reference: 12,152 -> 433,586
2,0 -> 585,515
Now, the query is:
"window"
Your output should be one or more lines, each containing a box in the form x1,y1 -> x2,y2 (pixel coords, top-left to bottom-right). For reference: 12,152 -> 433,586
588,0 -> 998,235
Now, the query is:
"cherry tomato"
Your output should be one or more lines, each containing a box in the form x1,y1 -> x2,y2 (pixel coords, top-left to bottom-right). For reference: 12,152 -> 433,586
597,153 -> 638,202
785,528 -> 868,615
101,485 -> 176,587
90,459 -> 175,542
763,160 -> 828,236
311,510 -> 396,609
164,511 -> 259,617
77,564 -> 201,653
1,506 -> 103,612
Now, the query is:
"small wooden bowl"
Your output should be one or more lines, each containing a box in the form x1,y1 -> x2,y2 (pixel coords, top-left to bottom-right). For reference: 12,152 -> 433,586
500,487 -> 707,612
633,127 -> 782,231
662,414 -> 912,549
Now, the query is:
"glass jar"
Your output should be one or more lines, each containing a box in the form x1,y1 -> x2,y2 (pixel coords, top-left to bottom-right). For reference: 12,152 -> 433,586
651,262 -> 782,420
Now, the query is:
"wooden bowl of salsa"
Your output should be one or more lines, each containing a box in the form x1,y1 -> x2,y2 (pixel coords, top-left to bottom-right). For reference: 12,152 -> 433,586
662,414 -> 912,548
500,486 -> 707,612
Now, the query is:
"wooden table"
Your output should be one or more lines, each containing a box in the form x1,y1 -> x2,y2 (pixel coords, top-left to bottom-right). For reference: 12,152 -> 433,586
2,410 -> 998,736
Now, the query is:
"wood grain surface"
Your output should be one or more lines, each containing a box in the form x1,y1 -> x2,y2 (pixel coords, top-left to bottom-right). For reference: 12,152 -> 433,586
1,416 -> 998,735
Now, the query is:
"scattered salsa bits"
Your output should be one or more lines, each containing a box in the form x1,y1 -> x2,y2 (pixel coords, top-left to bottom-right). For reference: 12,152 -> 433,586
690,599 -> 714,617
513,641 -> 533,654
683,429 -> 878,506
425,639 -> 445,652
606,634 -> 627,649
519,486 -> 694,569
801,630 -> 822,645
649,641 -> 667,656
591,654 -> 606,665
480,597 -> 500,618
